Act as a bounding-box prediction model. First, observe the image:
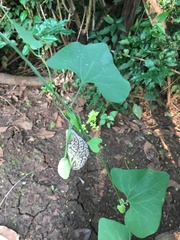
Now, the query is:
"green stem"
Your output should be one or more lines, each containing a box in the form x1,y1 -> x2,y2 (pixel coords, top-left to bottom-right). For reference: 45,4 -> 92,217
70,83 -> 83,108
31,50 -> 53,83
96,153 -> 121,201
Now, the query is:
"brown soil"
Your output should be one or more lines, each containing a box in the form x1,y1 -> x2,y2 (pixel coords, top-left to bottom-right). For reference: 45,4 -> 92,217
0,84 -> 179,240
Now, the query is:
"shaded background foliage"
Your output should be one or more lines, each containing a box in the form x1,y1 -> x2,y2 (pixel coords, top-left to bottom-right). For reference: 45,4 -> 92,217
0,0 -> 179,108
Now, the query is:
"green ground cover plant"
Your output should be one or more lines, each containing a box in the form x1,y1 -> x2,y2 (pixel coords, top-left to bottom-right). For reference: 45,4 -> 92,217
0,4 -> 170,239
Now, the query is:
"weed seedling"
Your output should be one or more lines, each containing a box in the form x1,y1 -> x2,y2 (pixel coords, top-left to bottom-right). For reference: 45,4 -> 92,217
100,111 -> 118,128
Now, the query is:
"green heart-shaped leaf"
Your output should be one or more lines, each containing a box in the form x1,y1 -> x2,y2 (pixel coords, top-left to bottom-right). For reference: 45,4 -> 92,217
46,42 -> 130,103
111,168 -> 169,238
98,218 -> 131,240
87,138 -> 102,153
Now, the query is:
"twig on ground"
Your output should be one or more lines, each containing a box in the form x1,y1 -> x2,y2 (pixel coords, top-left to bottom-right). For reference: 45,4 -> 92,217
0,171 -> 34,208
0,95 -> 29,119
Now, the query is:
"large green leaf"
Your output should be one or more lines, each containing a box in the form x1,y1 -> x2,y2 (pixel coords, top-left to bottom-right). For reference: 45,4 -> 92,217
46,42 -> 130,103
111,168 -> 169,238
98,218 -> 131,240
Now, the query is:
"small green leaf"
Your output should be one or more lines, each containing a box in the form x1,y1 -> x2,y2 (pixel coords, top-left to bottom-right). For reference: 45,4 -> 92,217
156,12 -> 168,23
110,111 -> 118,118
13,22 -> 43,49
58,157 -> 72,179
145,59 -> 154,68
103,15 -> 114,24
112,34 -> 118,44
66,111 -> 81,131
19,0 -> 28,4
22,44 -> 30,55
87,138 -> 102,153
119,39 -> 130,45
0,41 -> 6,48
144,92 -> 156,101
41,35 -> 58,43
20,10 -> 28,23
100,26 -> 111,35
117,24 -> 126,32
100,119 -> 106,126
119,60 -> 133,70
117,204 -> 126,214
49,121 -> 55,129
132,104 -> 142,119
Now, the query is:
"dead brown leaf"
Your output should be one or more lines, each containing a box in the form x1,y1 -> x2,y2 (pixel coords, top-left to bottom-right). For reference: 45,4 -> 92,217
48,195 -> 59,201
155,230 -> 180,240
89,127 -> 101,138
0,148 -> 4,165
74,106 -> 84,114
114,154 -> 123,161
0,126 -> 8,133
144,141 -> 159,162
55,115 -> 65,128
168,180 -> 180,190
69,228 -> 91,240
37,128 -> 55,139
0,147 -> 3,158
153,129 -> 170,151
13,118 -> 32,130
0,226 -> 19,240
76,97 -> 86,107
0,158 -> 5,166
154,128 -> 174,138
52,111 -> 58,121
128,121 -> 140,132
112,126 -> 127,134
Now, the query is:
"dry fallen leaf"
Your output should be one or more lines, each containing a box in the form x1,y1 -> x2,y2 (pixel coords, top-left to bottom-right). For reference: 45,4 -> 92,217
37,128 -> 55,139
55,115 -> 65,128
128,121 -> 140,132
48,195 -> 59,201
69,228 -> 91,240
0,147 -> 4,165
144,141 -> 159,162
112,126 -> 127,134
52,111 -> 58,121
155,231 -> 180,240
89,127 -> 101,138
0,147 -> 3,158
153,129 -> 170,151
74,106 -> 84,114
0,126 -> 8,133
0,226 -> 19,240
168,180 -> 180,190
13,118 -> 32,130
114,154 -> 123,161
0,158 -> 5,166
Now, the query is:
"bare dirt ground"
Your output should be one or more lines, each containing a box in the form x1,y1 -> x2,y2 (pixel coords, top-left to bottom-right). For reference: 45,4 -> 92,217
0,84 -> 180,240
